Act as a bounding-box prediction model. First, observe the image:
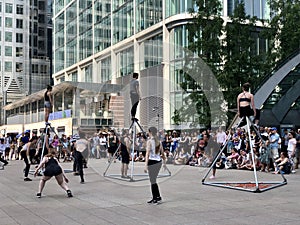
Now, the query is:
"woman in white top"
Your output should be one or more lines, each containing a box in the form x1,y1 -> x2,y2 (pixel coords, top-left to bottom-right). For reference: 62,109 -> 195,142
144,127 -> 166,205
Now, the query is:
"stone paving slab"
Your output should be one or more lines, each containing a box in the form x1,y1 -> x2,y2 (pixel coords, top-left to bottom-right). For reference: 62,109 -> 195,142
0,159 -> 299,225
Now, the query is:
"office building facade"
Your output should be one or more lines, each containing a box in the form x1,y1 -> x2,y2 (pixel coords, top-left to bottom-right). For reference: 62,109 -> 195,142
0,0 -> 51,124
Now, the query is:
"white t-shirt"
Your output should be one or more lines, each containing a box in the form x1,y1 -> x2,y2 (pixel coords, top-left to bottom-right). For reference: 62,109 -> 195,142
287,138 -> 296,152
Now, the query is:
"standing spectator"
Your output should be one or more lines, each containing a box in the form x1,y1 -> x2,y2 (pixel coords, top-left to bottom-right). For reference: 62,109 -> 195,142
269,127 -> 280,169
216,127 -> 227,147
99,132 -> 107,158
144,127 -> 166,205
4,134 -> 12,160
294,129 -> 300,169
34,150 -> 73,198
107,130 -> 118,163
20,136 -> 38,181
287,131 -> 297,173
282,129 -> 289,152
0,139 -> 9,167
120,131 -> 131,178
91,133 -> 100,158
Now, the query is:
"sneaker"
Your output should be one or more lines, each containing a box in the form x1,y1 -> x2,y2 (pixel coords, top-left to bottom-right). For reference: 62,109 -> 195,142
24,177 -> 32,181
156,197 -> 162,203
152,199 -> 159,205
36,193 -> 42,198
67,190 -> 73,197
291,170 -> 296,174
80,180 -> 85,184
209,175 -> 215,179
147,199 -> 154,204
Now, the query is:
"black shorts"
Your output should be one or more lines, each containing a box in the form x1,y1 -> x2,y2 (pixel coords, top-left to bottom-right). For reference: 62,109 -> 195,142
239,105 -> 254,118
44,165 -> 62,177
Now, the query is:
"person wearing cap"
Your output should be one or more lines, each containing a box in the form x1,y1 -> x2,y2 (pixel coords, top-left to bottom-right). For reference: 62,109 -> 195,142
269,127 -> 280,170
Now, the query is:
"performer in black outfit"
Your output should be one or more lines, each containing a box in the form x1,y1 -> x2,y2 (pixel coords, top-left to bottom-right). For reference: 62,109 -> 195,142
73,129 -> 90,184
144,127 -> 166,205
130,72 -> 141,119
34,150 -> 72,198
21,136 -> 38,181
237,82 -> 256,127
44,85 -> 53,124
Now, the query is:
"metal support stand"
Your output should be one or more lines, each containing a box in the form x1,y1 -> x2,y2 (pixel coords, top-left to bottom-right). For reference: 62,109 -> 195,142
104,118 -> 171,182
32,123 -> 72,175
202,116 -> 287,193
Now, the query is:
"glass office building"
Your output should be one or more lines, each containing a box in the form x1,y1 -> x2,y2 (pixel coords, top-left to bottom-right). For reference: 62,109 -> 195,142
0,0 -> 51,125
51,0 -> 272,130
1,0 -> 278,135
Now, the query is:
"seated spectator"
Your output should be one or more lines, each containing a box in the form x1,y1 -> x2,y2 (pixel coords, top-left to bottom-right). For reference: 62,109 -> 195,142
259,140 -> 270,172
174,148 -> 189,165
274,152 -> 291,174
135,152 -> 145,162
237,149 -> 248,169
225,148 -> 239,169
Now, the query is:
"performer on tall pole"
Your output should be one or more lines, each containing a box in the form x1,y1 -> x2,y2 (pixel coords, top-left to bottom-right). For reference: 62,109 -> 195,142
44,85 -> 53,125
237,82 -> 256,127
130,72 -> 141,120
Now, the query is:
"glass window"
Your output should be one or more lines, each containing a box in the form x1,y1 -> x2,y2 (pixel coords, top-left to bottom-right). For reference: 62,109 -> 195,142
5,3 -> 13,13
5,17 -> 13,28
117,47 -> 134,77
16,62 -> 23,72
71,71 -> 78,82
0,17 -> 1,27
66,39 -> 77,67
16,5 -> 23,14
16,47 -> 23,57
113,2 -> 134,44
0,3 -> 2,13
100,57 -> 112,82
16,19 -> 23,28
136,0 -> 162,32
5,32 -> 12,42
5,46 -> 12,56
16,33 -> 23,43
79,29 -> 93,60
84,65 -> 93,82
94,0 -> 111,23
142,34 -> 163,69
5,62 -> 12,72
94,16 -> 111,53
166,0 -> 194,18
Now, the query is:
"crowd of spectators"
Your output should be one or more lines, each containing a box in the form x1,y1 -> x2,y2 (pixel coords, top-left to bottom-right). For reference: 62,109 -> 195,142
1,126 -> 299,176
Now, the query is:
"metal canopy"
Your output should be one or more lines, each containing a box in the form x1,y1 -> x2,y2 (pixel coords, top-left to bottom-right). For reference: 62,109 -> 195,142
3,81 -> 123,111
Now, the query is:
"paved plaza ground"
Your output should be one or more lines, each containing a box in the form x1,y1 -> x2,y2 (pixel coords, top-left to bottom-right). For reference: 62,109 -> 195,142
0,158 -> 299,225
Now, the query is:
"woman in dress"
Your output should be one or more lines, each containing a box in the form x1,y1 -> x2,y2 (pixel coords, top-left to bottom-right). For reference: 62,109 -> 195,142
34,150 -> 72,198
144,127 -> 166,205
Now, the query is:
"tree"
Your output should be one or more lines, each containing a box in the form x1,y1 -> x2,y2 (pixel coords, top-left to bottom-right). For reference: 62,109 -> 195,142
220,2 -> 270,122
267,0 -> 300,62
172,0 -> 225,128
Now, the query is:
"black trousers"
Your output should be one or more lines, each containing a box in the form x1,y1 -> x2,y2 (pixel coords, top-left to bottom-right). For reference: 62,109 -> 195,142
148,160 -> 162,199
21,151 -> 30,177
130,93 -> 139,118
73,151 -> 84,182
0,153 -> 8,165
